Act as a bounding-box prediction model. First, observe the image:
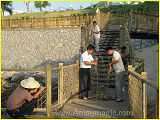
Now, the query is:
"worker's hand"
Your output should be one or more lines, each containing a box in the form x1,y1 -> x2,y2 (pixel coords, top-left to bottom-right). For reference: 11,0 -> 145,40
40,86 -> 46,92
108,68 -> 112,74
108,63 -> 112,67
92,60 -> 97,65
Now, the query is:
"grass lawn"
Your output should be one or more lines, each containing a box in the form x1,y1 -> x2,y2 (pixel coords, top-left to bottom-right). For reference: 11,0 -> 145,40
3,10 -> 83,19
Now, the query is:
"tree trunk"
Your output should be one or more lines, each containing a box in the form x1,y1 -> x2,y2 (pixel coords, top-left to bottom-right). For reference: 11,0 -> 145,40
40,7 -> 42,11
2,9 -> 4,16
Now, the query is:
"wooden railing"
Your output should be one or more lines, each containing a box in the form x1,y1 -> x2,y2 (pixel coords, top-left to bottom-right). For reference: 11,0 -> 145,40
128,64 -> 159,118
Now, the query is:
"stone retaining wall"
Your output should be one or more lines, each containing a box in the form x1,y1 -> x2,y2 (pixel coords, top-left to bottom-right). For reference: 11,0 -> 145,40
2,27 -> 81,69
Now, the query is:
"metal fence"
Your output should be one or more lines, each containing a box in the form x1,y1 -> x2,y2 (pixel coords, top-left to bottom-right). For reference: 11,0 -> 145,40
2,12 -> 158,35
128,64 -> 158,118
58,61 -> 79,107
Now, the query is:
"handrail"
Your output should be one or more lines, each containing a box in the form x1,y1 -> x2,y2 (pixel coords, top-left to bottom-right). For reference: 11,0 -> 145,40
128,68 -> 158,91
134,62 -> 144,70
128,65 -> 159,118
129,57 -> 158,91
63,63 -> 78,69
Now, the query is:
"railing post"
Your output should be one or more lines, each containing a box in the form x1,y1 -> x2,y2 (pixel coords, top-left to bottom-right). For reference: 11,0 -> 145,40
141,72 -> 147,118
76,60 -> 80,94
58,63 -> 64,107
46,64 -> 52,117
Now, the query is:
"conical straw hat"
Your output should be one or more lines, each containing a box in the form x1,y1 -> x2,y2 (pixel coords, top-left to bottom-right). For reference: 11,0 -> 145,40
20,77 -> 40,89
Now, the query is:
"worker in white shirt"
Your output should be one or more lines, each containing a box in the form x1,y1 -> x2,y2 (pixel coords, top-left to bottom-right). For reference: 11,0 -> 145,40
91,21 -> 101,52
80,44 -> 97,100
106,47 -> 125,102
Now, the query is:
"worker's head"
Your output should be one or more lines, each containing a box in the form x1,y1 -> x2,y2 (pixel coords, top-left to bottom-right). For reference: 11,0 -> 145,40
93,21 -> 97,26
106,47 -> 114,56
20,77 -> 40,93
87,44 -> 95,54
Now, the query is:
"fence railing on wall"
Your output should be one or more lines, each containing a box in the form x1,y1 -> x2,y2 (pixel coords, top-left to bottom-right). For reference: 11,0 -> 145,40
2,11 -> 158,34
2,14 -> 96,29
128,65 -> 159,118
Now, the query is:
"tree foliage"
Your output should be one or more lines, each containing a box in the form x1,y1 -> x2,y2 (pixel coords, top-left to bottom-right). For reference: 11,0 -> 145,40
85,1 -> 158,15
34,1 -> 50,11
1,1 -> 12,15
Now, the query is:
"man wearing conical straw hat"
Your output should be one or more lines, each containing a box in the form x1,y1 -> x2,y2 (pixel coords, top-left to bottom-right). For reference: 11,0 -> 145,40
6,77 -> 46,118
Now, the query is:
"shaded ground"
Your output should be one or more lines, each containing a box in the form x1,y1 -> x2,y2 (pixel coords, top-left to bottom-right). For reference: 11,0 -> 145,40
55,88 -> 132,118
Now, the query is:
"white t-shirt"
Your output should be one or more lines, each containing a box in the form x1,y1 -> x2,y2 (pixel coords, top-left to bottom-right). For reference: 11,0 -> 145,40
92,25 -> 100,39
112,51 -> 125,73
80,51 -> 94,68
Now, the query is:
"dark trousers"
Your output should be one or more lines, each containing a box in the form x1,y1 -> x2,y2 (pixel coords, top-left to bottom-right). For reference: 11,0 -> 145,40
79,68 -> 91,98
7,99 -> 37,118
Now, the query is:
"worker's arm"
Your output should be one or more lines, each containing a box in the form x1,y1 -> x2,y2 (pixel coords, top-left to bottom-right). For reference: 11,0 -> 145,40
110,59 -> 119,65
109,52 -> 120,66
108,53 -> 120,73
108,60 -> 119,69
107,63 -> 112,73
84,61 -> 97,65
83,53 -> 97,65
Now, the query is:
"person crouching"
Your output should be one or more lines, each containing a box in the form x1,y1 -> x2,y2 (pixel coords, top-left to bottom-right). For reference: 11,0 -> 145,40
6,77 -> 46,118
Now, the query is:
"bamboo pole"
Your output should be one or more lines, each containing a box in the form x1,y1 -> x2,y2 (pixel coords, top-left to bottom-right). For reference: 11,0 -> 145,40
58,63 -> 64,107
141,72 -> 147,118
46,64 -> 52,117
